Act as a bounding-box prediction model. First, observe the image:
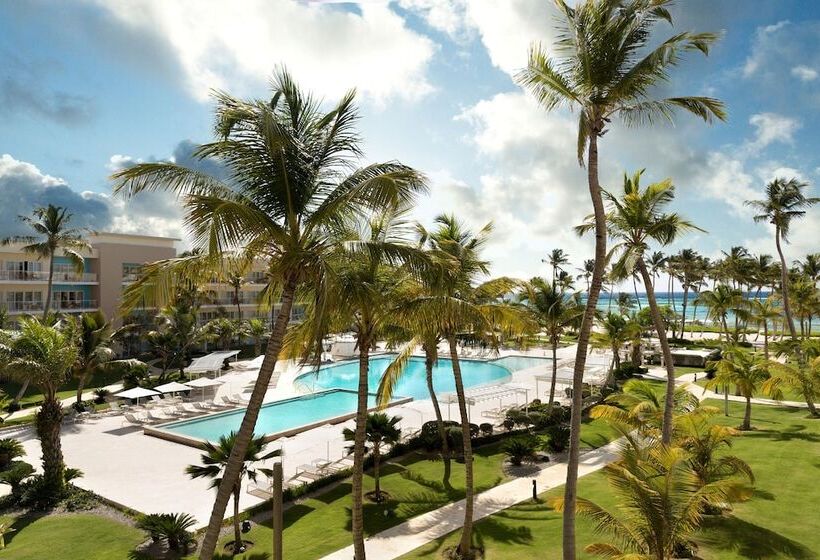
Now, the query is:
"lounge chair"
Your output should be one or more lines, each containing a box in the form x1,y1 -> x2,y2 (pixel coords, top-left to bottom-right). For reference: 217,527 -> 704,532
144,410 -> 173,423
178,403 -> 204,416
122,413 -> 150,427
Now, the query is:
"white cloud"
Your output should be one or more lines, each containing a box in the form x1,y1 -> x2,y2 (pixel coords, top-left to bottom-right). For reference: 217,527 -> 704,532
791,65 -> 818,82
747,112 -> 801,151
398,0 -> 469,39
89,0 -> 437,105
742,20 -> 790,77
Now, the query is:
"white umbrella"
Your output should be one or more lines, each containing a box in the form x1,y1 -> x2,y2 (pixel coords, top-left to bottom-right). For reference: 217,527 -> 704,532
153,381 -> 192,394
185,377 -> 224,399
115,387 -> 160,404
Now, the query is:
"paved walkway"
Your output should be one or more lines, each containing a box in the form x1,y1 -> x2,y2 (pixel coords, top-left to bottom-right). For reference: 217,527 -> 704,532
320,441 -> 620,560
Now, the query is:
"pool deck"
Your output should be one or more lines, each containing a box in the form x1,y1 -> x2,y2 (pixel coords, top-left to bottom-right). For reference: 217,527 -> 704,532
3,343 -> 601,527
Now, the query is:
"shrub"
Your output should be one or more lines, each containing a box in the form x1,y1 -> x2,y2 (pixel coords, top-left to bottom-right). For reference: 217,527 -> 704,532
503,436 -> 541,466
501,418 -> 515,431
479,423 -> 493,436
546,424 -> 570,453
137,513 -> 196,552
0,438 -> 25,470
93,388 -> 111,405
0,461 -> 34,499
613,363 -> 648,380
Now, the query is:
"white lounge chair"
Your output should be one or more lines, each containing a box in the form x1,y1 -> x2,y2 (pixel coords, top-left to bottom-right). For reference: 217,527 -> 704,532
121,413 -> 150,427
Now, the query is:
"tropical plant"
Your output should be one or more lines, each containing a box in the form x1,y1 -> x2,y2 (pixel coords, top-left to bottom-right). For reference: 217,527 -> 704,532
579,169 -> 702,444
186,432 -> 278,554
0,438 -> 25,470
553,443 -> 740,559
545,248 -> 570,289
590,312 -> 640,387
112,70 -> 426,559
0,461 -> 35,499
515,2 -> 725,552
746,178 -> 819,340
706,346 -> 769,430
137,512 -> 196,553
576,259 -> 595,293
0,316 -> 78,493
762,338 -> 820,416
153,304 -> 209,376
750,297 -> 781,359
673,248 -> 703,339
202,317 -> 242,351
696,285 -> 741,341
243,318 -> 269,357
503,436 -> 541,466
342,412 -> 402,502
0,520 -> 14,549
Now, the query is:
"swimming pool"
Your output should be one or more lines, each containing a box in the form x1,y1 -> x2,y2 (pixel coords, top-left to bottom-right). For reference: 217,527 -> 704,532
491,355 -> 552,371
294,355 -> 512,400
145,389 -> 411,446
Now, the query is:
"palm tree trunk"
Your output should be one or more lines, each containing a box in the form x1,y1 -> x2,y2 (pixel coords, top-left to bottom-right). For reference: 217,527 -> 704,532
548,340 -> 558,407
743,396 -> 752,430
35,396 -> 65,493
233,485 -> 242,553
679,285 -> 689,340
373,446 -> 381,501
351,327 -> 371,560
75,372 -> 89,405
424,347 -> 449,457
633,275 -> 642,310
637,259 -> 677,445
44,251 -> 55,319
563,129 -> 606,560
449,336 -> 475,558
763,322 -> 769,360
199,276 -> 297,560
775,228 -> 798,339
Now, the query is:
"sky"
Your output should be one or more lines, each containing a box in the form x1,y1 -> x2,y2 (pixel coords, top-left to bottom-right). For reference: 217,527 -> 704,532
1,0 -> 818,288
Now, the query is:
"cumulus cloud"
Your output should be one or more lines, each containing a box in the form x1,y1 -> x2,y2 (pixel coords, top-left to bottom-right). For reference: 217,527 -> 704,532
398,0 -> 469,40
746,112 -> 801,151
88,0 -> 437,105
791,65 -> 818,82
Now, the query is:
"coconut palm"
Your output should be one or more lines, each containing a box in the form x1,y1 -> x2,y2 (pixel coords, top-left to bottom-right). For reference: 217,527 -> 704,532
747,178 -> 819,340
186,432 -> 278,554
579,170 -> 702,444
590,312 -> 639,385
796,253 -> 820,286
2,204 -> 90,405
577,259 -> 595,293
750,297 -> 781,359
706,346 -> 769,430
544,248 -> 570,289
111,70 -> 427,559
342,412 -> 401,503
153,304 -> 209,376
762,338 -> 820,416
516,3 -> 725,550
674,249 -> 702,339
696,285 -> 739,341
243,318 -> 269,357
0,316 -> 78,493
647,251 -> 667,291
553,442 -> 737,560
522,277 -> 583,405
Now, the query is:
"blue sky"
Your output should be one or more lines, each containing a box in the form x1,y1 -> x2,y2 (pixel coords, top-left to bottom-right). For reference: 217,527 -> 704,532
1,0 -> 818,284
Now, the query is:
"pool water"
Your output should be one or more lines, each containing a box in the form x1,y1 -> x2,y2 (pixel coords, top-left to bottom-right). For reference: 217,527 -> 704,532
159,389 -> 391,442
294,355 -> 512,400
491,355 -> 552,371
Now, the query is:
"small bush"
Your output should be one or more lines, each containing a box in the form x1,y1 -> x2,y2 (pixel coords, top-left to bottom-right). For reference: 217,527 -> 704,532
0,461 -> 34,499
93,388 -> 110,405
613,363 -> 648,380
501,418 -> 515,431
503,436 -> 541,466
137,512 -> 196,552
0,438 -> 25,470
546,424 -> 570,453
479,423 -> 493,436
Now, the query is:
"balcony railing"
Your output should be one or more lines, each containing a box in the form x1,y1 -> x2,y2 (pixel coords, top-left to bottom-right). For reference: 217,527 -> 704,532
0,271 -> 97,283
6,299 -> 98,313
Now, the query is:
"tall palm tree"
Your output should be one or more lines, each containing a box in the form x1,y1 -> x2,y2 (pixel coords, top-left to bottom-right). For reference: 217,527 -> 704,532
522,277 -> 583,405
647,251 -> 667,291
111,70 -> 426,560
544,248 -> 570,289
674,249 -> 701,339
796,253 -> 820,286
579,170 -> 702,443
185,432 -> 278,555
750,297 -> 781,359
706,346 -> 769,430
243,318 -> 269,357
696,285 -> 738,341
747,178 -> 819,339
590,312 -> 640,386
516,2 -> 725,551
2,205 -> 90,405
342,412 -> 402,503
0,317 -> 78,493
576,259 -> 595,293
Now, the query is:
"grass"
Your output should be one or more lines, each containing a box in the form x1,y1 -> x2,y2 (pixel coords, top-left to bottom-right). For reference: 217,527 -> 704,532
0,369 -> 123,409
674,365 -> 707,378
692,377 -> 807,404
0,513 -> 144,560
400,400 -> 820,559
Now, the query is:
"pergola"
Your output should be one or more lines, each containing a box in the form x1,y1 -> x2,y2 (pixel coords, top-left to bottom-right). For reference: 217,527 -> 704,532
441,383 -> 530,421
186,350 -> 241,378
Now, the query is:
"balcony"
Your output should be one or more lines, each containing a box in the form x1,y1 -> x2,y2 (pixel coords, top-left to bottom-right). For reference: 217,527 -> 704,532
6,299 -> 98,313
0,271 -> 97,283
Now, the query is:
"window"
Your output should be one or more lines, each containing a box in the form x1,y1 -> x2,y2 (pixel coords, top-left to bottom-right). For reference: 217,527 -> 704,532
4,261 -> 43,280
5,291 -> 43,311
122,263 -> 142,282
53,290 -> 86,309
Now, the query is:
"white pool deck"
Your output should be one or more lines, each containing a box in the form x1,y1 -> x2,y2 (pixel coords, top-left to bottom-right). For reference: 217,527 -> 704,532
4,344 -> 607,527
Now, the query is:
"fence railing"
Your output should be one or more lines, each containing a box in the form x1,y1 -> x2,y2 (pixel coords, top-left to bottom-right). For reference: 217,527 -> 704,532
0,270 -> 97,282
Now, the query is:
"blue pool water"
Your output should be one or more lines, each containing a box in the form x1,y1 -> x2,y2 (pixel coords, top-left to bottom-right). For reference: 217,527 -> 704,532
491,355 -> 552,371
159,389 -> 389,442
294,355 -> 512,400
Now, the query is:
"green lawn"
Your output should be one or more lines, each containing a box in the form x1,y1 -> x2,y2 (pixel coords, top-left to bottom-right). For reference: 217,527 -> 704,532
1,369 -> 123,409
0,513 -> 144,560
400,400 -> 820,559
674,365 -> 706,378
692,378 -> 806,404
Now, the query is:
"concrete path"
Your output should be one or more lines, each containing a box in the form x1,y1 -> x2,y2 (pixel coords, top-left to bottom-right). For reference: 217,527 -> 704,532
319,441 -> 620,560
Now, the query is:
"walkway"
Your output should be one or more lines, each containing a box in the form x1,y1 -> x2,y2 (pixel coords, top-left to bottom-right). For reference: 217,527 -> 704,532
320,441 -> 620,560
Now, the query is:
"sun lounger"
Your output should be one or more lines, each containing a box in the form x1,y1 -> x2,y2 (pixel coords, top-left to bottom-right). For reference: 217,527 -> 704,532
144,410 -> 173,423
121,413 -> 150,427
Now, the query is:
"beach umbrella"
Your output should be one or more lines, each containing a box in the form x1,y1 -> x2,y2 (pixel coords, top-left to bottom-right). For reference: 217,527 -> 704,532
153,381 -> 192,395
115,387 -> 160,405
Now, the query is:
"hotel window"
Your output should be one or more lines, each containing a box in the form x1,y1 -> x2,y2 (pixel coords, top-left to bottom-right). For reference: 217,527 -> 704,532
5,291 -> 43,311
53,290 -> 86,309
4,261 -> 42,280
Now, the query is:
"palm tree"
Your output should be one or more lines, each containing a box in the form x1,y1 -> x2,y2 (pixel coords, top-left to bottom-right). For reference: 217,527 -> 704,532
647,251 -> 667,291
186,432 -> 277,554
696,285 -> 738,341
579,170 -> 702,443
69,310 -> 143,404
674,249 -> 702,339
747,178 -> 819,340
706,346 -> 769,430
544,248 -> 570,289
2,204 -> 90,405
796,253 -> 820,286
154,304 -> 208,376
591,312 -> 639,385
522,277 -> 583,405
750,297 -> 781,359
0,317 -> 78,493
553,442 -> 736,559
342,412 -> 401,503
762,338 -> 820,416
243,318 -> 269,357
111,70 -> 427,560
677,416 -> 754,496
576,259 -> 595,293
516,2 -> 725,551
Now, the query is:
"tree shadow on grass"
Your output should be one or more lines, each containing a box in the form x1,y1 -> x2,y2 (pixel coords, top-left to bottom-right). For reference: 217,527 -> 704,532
698,515 -> 816,559
4,511 -> 48,547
